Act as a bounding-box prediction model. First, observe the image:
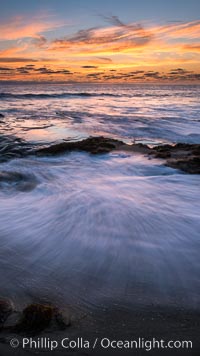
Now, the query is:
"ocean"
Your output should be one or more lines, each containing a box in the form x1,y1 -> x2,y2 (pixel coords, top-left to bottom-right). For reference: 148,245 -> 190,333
1,83 -> 200,144
0,83 -> 200,312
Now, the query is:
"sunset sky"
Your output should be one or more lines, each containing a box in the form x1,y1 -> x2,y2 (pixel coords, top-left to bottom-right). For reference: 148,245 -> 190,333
0,0 -> 200,82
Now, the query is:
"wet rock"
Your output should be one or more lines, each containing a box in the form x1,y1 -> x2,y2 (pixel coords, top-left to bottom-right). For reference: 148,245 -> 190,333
0,134 -> 35,162
15,303 -> 71,334
173,143 -> 198,151
151,143 -> 200,174
154,151 -> 171,159
15,304 -> 55,334
0,171 -> 24,183
36,136 -> 124,156
153,144 -> 174,152
35,138 -> 200,174
167,157 -> 200,174
0,171 -> 38,192
131,143 -> 152,154
0,132 -> 199,174
0,299 -> 14,326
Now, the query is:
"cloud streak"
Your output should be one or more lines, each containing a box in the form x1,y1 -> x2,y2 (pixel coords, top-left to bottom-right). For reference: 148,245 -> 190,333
51,21 -> 152,54
0,15 -> 199,82
0,15 -> 60,41
0,57 -> 38,62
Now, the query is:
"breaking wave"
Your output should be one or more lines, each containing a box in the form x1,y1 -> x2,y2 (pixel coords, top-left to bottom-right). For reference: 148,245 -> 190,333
0,92 -> 120,100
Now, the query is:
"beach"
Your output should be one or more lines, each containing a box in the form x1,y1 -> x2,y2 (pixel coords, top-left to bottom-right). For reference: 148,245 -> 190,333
0,83 -> 200,355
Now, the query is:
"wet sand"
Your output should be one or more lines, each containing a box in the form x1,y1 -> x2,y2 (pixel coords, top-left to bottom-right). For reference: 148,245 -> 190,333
0,302 -> 200,355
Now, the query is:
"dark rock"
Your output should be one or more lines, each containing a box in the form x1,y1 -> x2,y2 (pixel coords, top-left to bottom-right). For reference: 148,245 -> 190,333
0,134 -> 36,163
0,299 -> 14,326
0,132 -> 199,174
36,136 -> 124,156
130,143 -> 151,154
15,303 -> 71,334
153,144 -> 174,152
154,151 -> 171,159
0,171 -> 25,183
0,171 -> 38,192
173,143 -> 194,150
0,114 -> 4,118
192,147 -> 200,156
167,157 -> 200,174
36,138 -> 200,174
15,303 -> 55,334
151,143 -> 200,174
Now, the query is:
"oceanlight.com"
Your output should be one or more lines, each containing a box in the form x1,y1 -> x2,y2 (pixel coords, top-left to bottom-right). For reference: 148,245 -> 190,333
10,337 -> 193,352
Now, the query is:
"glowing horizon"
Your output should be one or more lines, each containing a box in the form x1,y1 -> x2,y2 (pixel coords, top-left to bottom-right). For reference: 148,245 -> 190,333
0,1 -> 200,82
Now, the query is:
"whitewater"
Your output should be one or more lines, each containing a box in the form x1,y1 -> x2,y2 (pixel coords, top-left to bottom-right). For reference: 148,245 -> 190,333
0,83 -> 200,312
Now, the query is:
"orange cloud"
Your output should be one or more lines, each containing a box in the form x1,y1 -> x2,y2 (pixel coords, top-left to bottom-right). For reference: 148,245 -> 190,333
182,44 -> 200,52
0,15 -> 63,41
50,23 -> 152,54
45,19 -> 200,71
162,20 -> 200,39
0,17 -> 200,82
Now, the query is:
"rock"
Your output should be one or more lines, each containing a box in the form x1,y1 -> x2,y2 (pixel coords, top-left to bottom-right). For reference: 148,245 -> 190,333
36,136 -> 124,156
155,151 -> 171,159
15,303 -> 71,334
130,143 -> 151,154
192,147 -> 200,156
0,132 -> 199,174
0,299 -> 14,326
0,171 -> 25,183
150,143 -> 200,174
15,303 -> 55,334
35,138 -> 200,174
0,171 -> 38,192
153,144 -> 174,152
0,134 -> 32,162
167,157 -> 200,174
0,114 -> 4,118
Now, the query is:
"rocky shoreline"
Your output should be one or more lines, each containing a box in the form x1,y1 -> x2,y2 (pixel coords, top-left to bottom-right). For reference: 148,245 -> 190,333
36,137 -> 200,174
0,134 -> 199,174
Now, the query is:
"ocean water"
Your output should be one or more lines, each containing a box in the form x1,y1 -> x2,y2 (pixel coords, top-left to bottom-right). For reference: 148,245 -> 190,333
1,83 -> 200,144
0,83 -> 200,311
